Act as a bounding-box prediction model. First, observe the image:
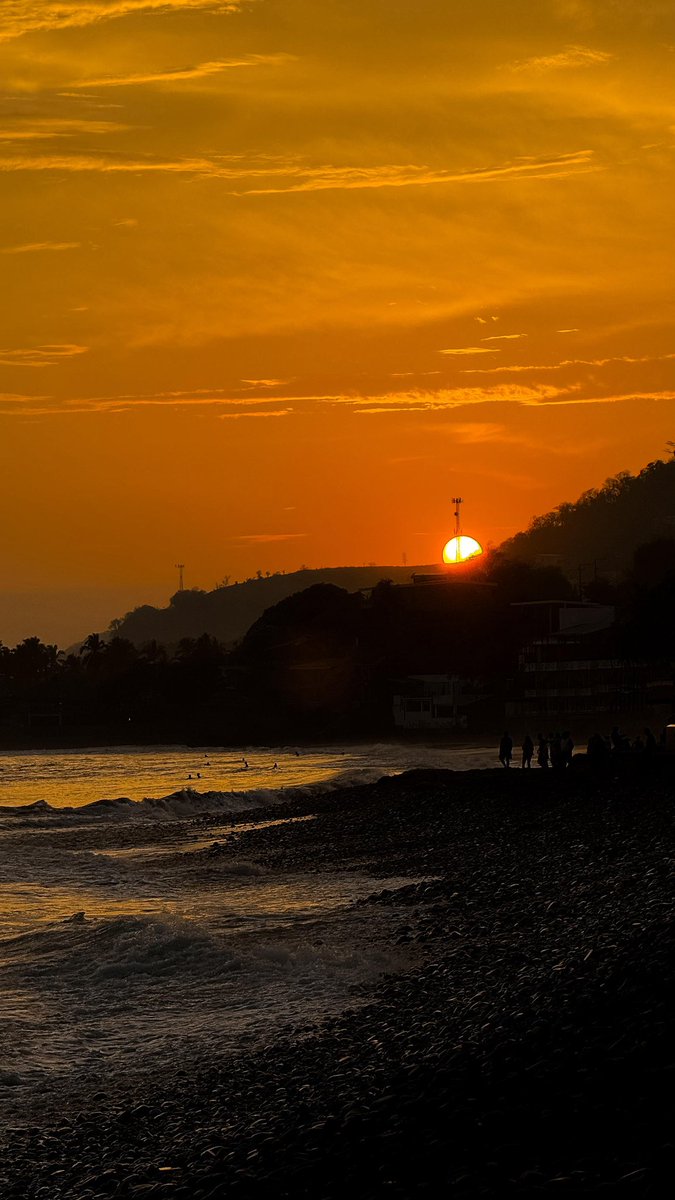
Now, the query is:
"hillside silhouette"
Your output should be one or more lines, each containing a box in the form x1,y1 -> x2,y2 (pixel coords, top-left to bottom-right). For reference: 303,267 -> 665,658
110,565 -> 433,649
501,453 -> 675,580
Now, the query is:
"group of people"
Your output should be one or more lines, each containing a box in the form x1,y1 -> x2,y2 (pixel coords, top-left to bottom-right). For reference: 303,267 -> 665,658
499,730 -> 574,770
587,725 -> 660,766
499,725 -> 662,769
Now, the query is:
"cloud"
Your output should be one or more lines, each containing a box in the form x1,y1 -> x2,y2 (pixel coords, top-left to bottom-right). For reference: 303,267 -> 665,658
439,346 -> 501,356
323,383 -> 576,412
0,344 -> 88,366
0,2 -> 245,43
506,45 -> 613,73
0,119 -> 130,141
217,408 -> 293,419
346,386 -> 675,414
480,333 -> 527,342
1,241 -> 81,254
0,392 -> 49,403
233,532 -> 306,543
72,55 -> 293,89
389,371 -> 441,378
526,391 -> 675,408
556,328 -> 579,333
450,422 -> 508,442
0,149 -> 598,197
240,378 -> 291,388
236,151 -> 598,196
461,352 -> 675,375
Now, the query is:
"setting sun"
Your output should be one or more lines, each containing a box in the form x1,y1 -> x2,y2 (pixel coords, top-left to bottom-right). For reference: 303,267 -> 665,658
443,536 -> 483,564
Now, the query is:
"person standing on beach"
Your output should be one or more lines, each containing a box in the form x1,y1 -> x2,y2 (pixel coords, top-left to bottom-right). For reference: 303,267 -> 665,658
537,733 -> 549,769
499,732 -> 513,768
549,732 -> 564,771
562,732 -> 574,768
522,734 -> 534,769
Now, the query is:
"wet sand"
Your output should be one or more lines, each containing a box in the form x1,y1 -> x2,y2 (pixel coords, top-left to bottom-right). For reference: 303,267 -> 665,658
1,764 -> 673,1197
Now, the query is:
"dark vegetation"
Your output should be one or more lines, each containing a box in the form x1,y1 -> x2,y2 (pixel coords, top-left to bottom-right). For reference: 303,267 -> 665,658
0,555 -> 576,744
2,454 -> 675,745
502,453 -> 675,578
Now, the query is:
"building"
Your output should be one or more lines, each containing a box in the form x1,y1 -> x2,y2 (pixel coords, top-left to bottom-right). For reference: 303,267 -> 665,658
506,600 -> 673,722
393,674 -> 488,730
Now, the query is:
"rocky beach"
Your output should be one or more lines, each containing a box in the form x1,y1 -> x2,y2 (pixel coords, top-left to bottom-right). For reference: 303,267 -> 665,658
1,762 -> 673,1198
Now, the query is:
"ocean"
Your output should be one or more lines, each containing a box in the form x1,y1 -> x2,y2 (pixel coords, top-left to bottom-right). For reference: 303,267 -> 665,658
0,741 -> 493,1116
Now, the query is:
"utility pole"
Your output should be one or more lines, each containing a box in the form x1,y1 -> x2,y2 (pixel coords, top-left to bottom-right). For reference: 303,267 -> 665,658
175,563 -> 185,592
452,496 -> 463,539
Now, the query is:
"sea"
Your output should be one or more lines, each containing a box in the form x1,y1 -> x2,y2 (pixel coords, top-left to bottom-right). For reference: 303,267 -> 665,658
0,741 -> 493,1115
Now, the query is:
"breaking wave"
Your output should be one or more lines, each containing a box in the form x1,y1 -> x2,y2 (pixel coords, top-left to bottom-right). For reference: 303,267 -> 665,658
0,768 -> 381,828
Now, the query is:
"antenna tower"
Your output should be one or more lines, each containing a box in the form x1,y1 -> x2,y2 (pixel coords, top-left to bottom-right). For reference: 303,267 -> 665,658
175,563 -> 185,592
452,496 -> 463,539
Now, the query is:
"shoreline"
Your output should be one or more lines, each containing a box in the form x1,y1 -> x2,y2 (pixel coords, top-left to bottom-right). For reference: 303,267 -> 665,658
1,766 -> 673,1196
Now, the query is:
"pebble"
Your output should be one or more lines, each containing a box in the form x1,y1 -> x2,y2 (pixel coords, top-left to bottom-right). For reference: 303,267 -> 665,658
0,765 -> 673,1197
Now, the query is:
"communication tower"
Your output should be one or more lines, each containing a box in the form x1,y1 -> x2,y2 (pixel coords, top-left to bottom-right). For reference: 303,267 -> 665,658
175,563 -> 185,592
452,496 -> 463,538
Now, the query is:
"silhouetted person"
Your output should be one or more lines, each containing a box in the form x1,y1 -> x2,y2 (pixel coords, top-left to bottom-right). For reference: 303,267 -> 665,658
587,732 -> 610,771
562,731 -> 574,768
549,732 -> 564,771
611,726 -> 623,754
644,727 -> 658,757
537,733 -> 549,769
499,732 -> 513,768
522,734 -> 534,769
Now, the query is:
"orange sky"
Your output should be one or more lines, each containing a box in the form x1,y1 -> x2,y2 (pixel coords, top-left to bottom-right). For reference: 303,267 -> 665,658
1,1 -> 675,646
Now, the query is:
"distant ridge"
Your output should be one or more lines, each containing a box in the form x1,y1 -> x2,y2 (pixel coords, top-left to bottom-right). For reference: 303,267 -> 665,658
111,565 -> 434,648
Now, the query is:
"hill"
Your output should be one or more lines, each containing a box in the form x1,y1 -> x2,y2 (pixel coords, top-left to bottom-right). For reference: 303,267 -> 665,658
111,565 -> 433,648
501,454 -> 675,580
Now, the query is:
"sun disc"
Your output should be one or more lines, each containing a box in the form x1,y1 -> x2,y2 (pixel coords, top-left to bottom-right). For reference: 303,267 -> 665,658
443,535 -> 483,564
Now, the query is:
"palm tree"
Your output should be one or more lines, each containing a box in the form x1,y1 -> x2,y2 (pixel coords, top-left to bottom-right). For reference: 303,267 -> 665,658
80,632 -> 107,671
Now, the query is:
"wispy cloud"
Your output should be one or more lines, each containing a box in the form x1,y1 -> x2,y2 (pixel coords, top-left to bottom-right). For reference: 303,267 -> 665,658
531,391 -> 675,408
240,378 -> 291,388
237,151 -> 597,196
346,387 -> 675,414
506,45 -> 613,73
0,2 -> 245,43
233,532 -> 306,543
439,346 -> 500,356
217,408 -> 293,420
323,383 -> 576,411
480,333 -> 527,342
1,241 -> 81,254
0,150 -> 597,197
73,55 -> 293,89
0,344 -> 88,366
0,391 -> 49,403
462,352 -> 675,375
451,422 -> 507,442
389,370 -> 441,378
4,384 -> 675,420
0,119 -> 130,141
